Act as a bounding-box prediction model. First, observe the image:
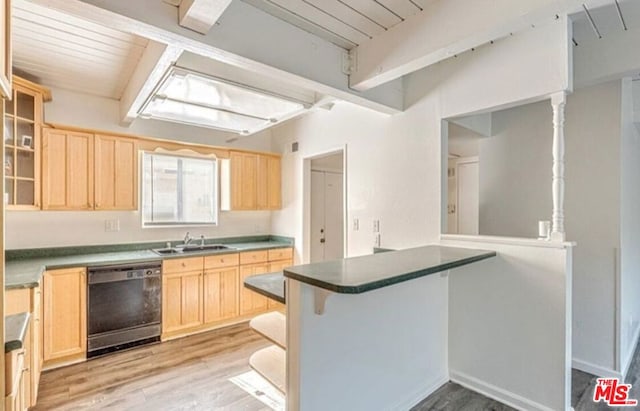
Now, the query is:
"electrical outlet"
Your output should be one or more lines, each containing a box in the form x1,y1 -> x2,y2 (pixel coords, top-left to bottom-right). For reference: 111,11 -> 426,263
373,219 -> 380,233
353,218 -> 359,231
374,233 -> 381,248
105,219 -> 120,232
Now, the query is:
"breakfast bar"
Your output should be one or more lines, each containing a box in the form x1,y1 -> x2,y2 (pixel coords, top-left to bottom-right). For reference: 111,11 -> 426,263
280,245 -> 496,411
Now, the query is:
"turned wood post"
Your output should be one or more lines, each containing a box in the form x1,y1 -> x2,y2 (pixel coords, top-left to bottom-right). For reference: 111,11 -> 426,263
550,92 -> 566,241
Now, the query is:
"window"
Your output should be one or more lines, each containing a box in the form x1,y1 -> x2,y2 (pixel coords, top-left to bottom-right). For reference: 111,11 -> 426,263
142,152 -> 218,226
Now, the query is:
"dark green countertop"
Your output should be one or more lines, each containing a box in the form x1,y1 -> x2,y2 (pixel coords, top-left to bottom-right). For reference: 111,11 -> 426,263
244,272 -> 285,304
6,236 -> 294,290
283,245 -> 496,294
5,312 -> 30,353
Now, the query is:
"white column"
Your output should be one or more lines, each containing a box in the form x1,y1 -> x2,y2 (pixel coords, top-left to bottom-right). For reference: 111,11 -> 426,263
550,92 -> 566,241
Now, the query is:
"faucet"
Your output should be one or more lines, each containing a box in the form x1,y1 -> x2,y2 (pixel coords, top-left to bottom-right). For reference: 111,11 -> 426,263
183,231 -> 193,246
200,234 -> 205,247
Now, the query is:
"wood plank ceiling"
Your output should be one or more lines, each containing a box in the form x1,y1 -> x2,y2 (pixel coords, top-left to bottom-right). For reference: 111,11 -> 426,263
242,0 -> 428,49
12,0 -> 149,99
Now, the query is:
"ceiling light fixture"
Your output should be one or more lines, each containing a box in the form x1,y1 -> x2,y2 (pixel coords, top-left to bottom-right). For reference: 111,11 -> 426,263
139,66 -> 309,135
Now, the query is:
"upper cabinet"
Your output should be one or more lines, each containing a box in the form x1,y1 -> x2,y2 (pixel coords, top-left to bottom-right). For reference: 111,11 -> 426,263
41,129 -> 138,211
94,134 -> 137,210
0,0 -> 11,99
225,150 -> 281,211
4,77 -> 50,209
42,129 -> 94,210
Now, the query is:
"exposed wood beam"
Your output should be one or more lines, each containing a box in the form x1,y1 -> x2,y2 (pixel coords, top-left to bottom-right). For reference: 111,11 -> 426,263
119,40 -> 182,124
179,0 -> 232,34
349,0 -> 614,91
25,0 -> 403,114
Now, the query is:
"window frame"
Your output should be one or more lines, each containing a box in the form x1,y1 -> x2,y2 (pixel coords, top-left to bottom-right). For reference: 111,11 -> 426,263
141,151 -> 219,228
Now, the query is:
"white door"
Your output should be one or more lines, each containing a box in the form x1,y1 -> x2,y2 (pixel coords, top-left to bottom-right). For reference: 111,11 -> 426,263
457,160 -> 479,235
311,171 -> 344,262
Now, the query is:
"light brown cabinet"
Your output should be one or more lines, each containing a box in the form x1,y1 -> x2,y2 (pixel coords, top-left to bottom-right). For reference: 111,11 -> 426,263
162,259 -> 204,336
94,134 -> 137,210
42,129 -> 94,210
4,77 -> 50,209
228,151 -> 281,211
203,267 -> 239,324
239,263 -> 270,316
5,282 -> 43,409
4,349 -> 27,411
43,267 -> 87,365
41,128 -> 138,211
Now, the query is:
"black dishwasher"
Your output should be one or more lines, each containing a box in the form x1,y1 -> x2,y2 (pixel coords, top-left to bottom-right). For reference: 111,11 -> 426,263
87,261 -> 162,358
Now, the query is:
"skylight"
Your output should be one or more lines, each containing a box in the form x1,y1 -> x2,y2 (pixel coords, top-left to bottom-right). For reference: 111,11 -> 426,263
139,67 -> 306,135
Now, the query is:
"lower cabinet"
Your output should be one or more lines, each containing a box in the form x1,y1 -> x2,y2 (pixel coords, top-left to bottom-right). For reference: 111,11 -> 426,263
162,270 -> 204,335
4,349 -> 27,411
204,267 -> 239,324
5,282 -> 43,409
43,267 -> 87,365
239,263 -> 270,316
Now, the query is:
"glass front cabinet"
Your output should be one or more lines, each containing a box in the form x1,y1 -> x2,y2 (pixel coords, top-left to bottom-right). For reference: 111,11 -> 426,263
4,76 -> 50,209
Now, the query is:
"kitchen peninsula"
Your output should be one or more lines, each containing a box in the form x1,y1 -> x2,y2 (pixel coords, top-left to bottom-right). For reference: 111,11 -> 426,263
281,245 -> 496,411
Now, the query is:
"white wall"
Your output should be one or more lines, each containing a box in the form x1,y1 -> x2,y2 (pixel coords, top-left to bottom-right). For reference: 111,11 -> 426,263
477,100 -> 552,238
287,273 -> 448,411
442,236 -> 572,411
272,18 -> 572,409
271,18 -> 571,262
620,77 -> 640,376
473,81 -> 624,375
5,87 -> 276,249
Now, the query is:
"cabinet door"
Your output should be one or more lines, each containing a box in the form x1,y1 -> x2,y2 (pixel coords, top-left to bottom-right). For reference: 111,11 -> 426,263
267,156 -> 282,209
94,134 -> 137,210
257,155 -> 281,210
204,267 -> 239,324
230,151 -> 257,210
43,267 -> 87,362
31,286 -> 41,406
42,129 -> 94,210
181,271 -> 203,329
239,263 -> 270,316
162,273 -> 183,335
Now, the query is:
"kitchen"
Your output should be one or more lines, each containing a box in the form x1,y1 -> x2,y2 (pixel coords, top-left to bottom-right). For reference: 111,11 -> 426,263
2,1 -> 640,411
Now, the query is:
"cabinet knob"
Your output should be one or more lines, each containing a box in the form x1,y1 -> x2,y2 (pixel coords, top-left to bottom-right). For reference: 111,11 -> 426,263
182,262 -> 187,267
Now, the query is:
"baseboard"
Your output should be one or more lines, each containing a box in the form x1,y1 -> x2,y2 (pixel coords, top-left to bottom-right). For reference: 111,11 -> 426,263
572,358 -> 622,379
622,323 -> 640,379
392,374 -> 449,411
450,370 -> 557,411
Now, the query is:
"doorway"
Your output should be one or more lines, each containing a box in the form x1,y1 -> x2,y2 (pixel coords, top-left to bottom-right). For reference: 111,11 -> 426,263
310,152 -> 344,263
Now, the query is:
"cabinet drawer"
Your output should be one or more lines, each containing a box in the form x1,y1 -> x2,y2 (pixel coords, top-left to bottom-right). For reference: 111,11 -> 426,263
268,248 -> 293,262
163,257 -> 203,274
204,253 -> 240,270
240,250 -> 268,265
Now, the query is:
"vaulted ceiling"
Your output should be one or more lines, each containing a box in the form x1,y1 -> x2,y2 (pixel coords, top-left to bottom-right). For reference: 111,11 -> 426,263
242,0 -> 428,49
12,0 -> 148,99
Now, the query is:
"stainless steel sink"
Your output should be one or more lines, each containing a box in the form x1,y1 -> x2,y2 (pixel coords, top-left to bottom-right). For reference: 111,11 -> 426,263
152,248 -> 180,255
152,244 -> 235,256
182,244 -> 236,252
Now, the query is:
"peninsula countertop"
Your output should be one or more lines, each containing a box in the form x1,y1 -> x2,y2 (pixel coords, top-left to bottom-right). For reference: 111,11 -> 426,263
5,312 -> 30,353
243,272 -> 285,304
6,236 -> 293,290
283,245 -> 496,294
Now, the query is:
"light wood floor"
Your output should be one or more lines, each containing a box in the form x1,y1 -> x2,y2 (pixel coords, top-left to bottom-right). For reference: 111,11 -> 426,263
33,323 -> 271,411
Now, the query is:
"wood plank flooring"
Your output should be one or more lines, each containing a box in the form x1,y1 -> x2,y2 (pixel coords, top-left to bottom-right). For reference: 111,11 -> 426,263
34,321 -> 640,410
33,323 -> 271,411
